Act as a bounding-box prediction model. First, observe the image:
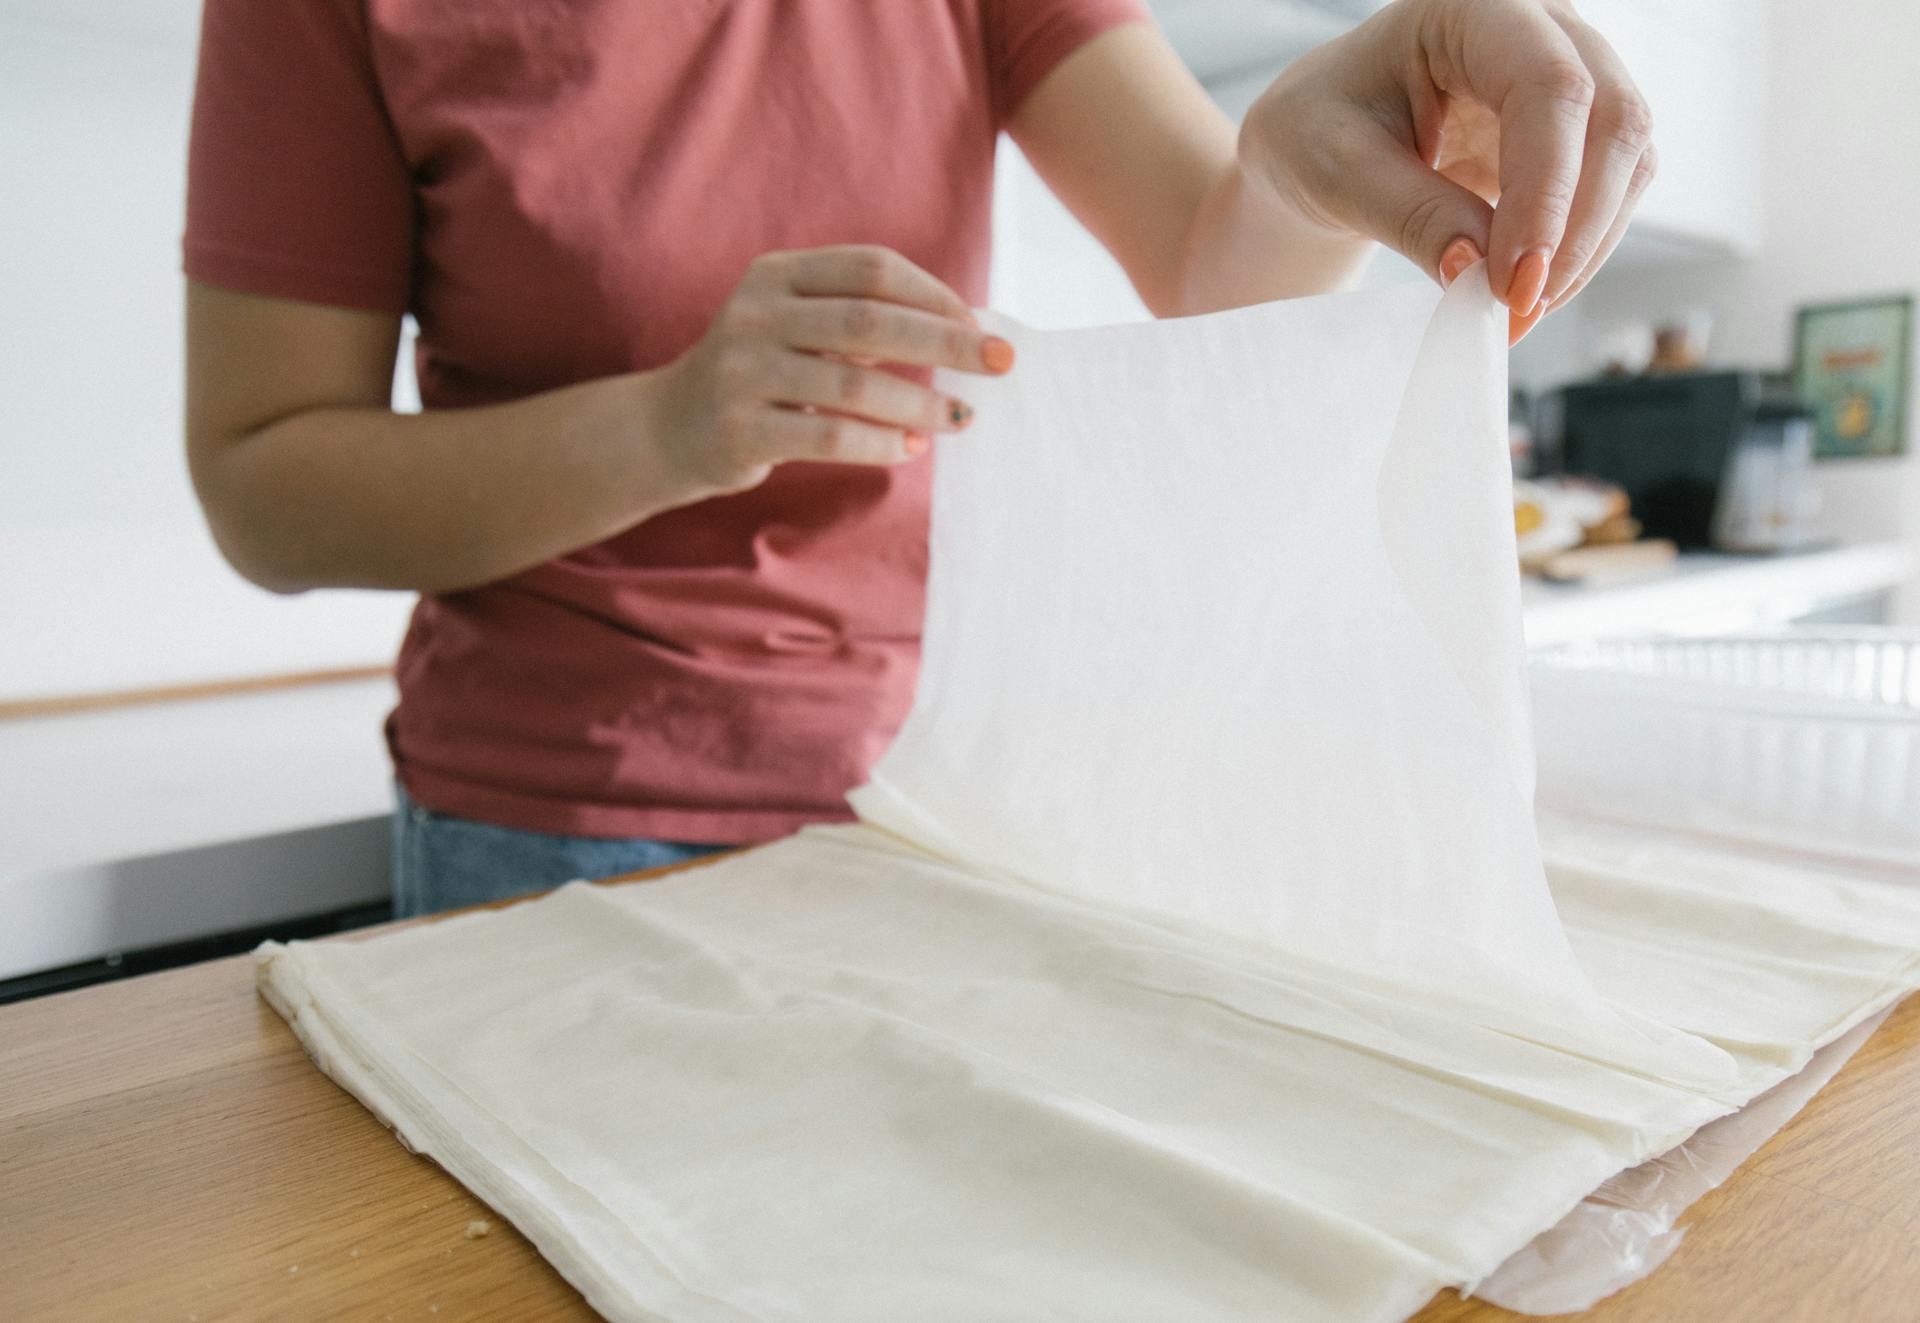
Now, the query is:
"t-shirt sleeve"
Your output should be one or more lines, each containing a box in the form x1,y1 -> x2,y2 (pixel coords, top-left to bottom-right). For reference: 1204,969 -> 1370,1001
985,0 -> 1153,127
183,0 -> 415,314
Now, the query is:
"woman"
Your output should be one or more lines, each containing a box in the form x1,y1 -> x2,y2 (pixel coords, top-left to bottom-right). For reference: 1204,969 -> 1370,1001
183,0 -> 1653,917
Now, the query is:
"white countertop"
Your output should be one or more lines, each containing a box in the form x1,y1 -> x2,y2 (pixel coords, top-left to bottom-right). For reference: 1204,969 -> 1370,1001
1521,542 -> 1913,648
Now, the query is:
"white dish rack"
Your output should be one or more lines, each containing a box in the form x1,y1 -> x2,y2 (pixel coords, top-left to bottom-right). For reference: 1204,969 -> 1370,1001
1529,629 -> 1920,867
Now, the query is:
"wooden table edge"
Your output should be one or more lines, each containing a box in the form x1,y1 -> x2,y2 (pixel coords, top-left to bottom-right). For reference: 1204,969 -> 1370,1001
2,847 -> 1914,1323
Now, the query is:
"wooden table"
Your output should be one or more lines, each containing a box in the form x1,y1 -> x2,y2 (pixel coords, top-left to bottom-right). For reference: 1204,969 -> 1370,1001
4,858 -> 1917,1323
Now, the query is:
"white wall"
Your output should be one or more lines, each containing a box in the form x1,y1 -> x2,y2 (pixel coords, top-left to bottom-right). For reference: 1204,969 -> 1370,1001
0,5 -> 414,703
1,7 -> 407,978
1514,0 -> 1920,619
2,8 -> 200,531
989,144 -> 1153,330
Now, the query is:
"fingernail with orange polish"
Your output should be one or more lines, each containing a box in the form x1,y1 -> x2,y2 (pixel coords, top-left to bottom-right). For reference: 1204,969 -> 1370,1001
981,336 -> 1016,374
1439,238 -> 1482,289
1507,247 -> 1552,316
1508,300 -> 1549,347
904,432 -> 929,455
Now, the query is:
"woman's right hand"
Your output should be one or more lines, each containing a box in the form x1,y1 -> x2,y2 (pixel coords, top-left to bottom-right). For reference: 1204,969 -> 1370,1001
654,245 -> 1016,496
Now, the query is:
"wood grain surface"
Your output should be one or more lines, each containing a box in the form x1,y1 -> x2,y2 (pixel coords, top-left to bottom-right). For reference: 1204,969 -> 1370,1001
2,854 -> 1915,1323
0,664 -> 392,722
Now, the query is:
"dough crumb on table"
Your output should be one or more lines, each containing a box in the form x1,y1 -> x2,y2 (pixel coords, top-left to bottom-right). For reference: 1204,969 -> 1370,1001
464,1219 -> 491,1239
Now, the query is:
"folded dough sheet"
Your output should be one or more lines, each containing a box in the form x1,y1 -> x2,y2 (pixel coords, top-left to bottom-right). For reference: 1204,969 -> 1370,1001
259,270 -> 1920,1322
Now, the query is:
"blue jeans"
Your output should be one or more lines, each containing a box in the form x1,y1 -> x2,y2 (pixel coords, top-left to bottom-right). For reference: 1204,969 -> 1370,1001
391,784 -> 733,918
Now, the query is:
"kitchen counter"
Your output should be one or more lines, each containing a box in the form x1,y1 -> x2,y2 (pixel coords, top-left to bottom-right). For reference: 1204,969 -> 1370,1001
3,854 -> 1916,1323
1521,540 -> 1913,648
0,675 -> 398,982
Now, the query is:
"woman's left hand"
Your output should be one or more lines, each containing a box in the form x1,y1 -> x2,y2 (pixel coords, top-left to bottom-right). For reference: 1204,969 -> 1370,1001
1240,0 -> 1655,343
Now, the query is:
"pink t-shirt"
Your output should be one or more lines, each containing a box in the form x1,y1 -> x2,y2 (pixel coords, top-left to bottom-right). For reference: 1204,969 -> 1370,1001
185,0 -> 1147,843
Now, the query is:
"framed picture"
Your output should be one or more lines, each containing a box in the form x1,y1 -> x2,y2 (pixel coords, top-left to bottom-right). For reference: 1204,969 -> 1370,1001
1791,294 -> 1912,459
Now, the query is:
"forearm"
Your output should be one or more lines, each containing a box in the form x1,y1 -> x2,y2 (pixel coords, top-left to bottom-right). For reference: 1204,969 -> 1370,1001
1171,154 -> 1377,318
194,369 -> 713,595
1005,22 -> 1376,321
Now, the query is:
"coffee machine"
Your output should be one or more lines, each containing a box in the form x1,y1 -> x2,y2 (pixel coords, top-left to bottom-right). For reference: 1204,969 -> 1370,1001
1544,371 -> 1821,553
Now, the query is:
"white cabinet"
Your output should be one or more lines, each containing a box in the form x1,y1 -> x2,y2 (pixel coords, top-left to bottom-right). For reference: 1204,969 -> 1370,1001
993,1 -> 1771,324
0,676 -> 400,981
1575,0 -> 1769,255
1174,1 -> 1771,259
